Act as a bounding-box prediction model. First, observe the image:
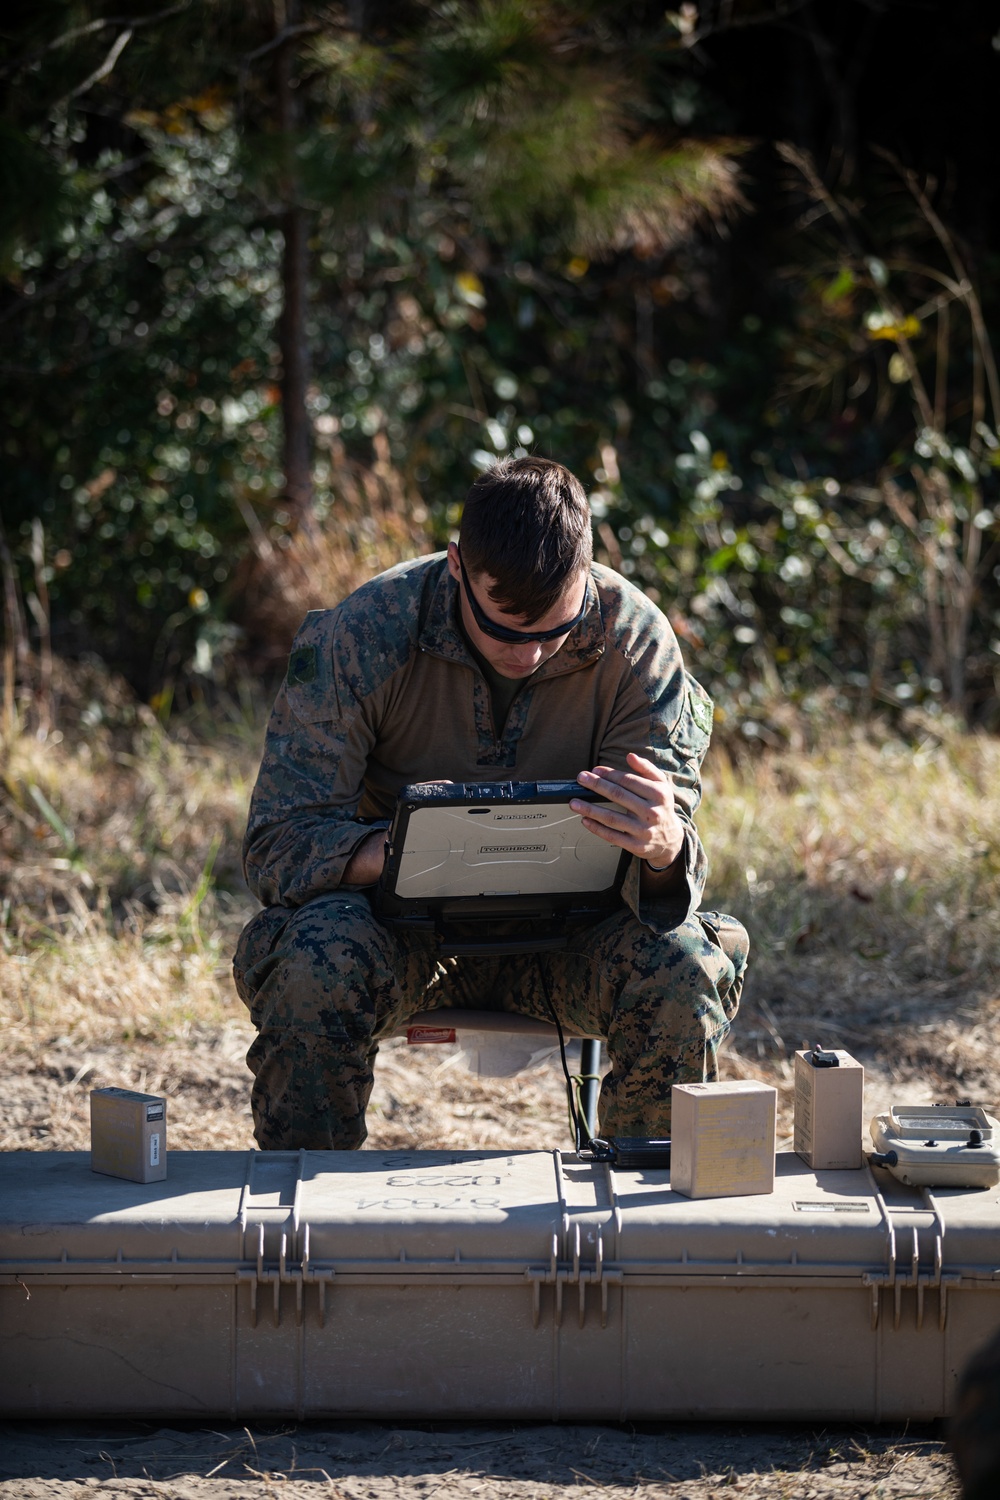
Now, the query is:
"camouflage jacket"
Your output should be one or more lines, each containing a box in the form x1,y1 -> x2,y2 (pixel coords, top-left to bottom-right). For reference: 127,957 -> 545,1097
243,554 -> 715,932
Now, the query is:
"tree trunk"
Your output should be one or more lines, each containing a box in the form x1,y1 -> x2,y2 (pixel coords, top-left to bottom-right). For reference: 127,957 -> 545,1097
278,200 -> 312,527
274,0 -> 313,529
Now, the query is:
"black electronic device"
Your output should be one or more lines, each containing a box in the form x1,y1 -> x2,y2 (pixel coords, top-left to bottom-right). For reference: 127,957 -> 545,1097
579,1137 -> 672,1169
610,1137 -> 672,1169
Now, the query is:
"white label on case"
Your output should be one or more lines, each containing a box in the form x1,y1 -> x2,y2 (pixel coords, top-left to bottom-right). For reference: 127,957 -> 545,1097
149,1132 -> 160,1166
792,1200 -> 870,1213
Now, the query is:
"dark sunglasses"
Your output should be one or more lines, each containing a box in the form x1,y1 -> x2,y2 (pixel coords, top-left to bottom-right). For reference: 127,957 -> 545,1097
457,548 -> 588,643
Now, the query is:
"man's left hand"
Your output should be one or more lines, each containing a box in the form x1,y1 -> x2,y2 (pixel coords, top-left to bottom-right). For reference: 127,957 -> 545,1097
571,752 -> 684,869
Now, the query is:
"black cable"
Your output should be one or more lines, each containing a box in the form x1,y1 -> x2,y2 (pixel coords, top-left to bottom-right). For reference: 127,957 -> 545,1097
536,956 -> 584,1153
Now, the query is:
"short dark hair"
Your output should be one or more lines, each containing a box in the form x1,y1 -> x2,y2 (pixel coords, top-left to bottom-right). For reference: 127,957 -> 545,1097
459,455 -> 593,622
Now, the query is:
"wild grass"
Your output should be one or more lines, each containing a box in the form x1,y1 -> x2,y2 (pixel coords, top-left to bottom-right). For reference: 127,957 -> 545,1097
1,683 -> 260,1047
705,726 -> 1000,976
701,726 -> 1000,1128
1,668 -> 998,1153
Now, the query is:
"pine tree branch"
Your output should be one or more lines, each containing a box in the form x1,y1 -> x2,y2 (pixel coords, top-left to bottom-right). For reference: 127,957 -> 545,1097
0,2 -> 192,82
239,21 -> 322,67
53,28 -> 135,107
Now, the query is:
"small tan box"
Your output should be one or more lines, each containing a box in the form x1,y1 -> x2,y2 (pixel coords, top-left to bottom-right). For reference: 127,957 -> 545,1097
670,1080 -> 776,1198
90,1088 -> 167,1183
794,1049 -> 864,1170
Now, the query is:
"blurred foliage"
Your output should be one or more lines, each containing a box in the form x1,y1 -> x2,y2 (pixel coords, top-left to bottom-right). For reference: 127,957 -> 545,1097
1,0 -> 741,693
1,1 -> 999,733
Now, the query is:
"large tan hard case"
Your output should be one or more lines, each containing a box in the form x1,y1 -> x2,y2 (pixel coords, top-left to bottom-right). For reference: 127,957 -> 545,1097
2,1147 -> 998,1421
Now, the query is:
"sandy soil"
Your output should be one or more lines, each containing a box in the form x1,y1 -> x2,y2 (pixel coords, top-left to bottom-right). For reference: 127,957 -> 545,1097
1,991 -> 983,1158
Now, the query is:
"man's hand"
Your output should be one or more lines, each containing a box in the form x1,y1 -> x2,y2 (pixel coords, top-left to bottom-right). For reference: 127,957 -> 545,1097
343,780 -> 454,890
571,753 -> 685,873
342,828 -> 388,887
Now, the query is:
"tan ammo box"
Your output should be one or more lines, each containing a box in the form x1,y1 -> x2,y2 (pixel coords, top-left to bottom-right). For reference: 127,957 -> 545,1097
670,1080 -> 777,1198
2,1147 -> 1000,1421
794,1049 -> 865,1170
90,1087 -> 167,1183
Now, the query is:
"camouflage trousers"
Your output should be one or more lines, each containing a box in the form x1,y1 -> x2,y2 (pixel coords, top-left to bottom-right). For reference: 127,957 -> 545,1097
233,892 -> 749,1150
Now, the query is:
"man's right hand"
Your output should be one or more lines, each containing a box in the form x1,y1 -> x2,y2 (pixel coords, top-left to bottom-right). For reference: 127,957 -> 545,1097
342,828 -> 387,887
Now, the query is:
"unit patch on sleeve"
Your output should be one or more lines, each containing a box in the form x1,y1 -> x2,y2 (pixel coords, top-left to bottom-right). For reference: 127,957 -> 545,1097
690,690 -> 714,737
287,645 -> 318,686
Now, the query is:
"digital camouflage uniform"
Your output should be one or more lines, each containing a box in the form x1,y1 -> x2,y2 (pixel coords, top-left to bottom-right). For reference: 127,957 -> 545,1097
235,554 -> 749,1149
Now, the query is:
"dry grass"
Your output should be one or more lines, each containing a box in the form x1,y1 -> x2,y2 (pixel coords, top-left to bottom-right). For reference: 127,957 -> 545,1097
2,685 -> 999,1153
702,725 -> 1000,1139
1,673 -> 260,1148
0,1420 -> 962,1500
234,430 -> 432,665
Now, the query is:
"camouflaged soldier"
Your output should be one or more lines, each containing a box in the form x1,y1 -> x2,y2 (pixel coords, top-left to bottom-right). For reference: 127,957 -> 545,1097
235,455 -> 749,1150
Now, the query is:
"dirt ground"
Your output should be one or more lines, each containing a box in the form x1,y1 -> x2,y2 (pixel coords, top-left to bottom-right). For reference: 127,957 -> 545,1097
0,1417 -> 960,1500
1,974 -> 985,1158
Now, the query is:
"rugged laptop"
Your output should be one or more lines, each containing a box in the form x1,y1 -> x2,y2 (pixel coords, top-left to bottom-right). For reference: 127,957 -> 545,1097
373,779 -> 630,955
